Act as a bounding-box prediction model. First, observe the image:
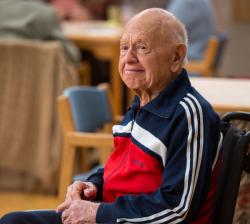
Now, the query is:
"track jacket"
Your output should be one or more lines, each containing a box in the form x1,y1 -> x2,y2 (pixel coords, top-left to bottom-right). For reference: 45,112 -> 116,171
87,69 -> 222,223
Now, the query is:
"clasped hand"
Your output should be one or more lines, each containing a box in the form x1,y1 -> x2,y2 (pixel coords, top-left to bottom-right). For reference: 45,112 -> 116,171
56,181 -> 100,224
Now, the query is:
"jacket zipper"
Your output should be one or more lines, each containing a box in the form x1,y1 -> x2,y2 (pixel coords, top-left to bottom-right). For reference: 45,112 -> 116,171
103,108 -> 139,188
103,152 -> 128,188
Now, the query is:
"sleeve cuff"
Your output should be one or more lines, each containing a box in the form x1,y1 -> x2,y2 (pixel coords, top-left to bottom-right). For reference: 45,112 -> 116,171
96,202 -> 116,223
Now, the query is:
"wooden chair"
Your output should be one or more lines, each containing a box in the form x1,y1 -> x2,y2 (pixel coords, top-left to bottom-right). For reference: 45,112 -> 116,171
57,83 -> 118,202
0,84 -> 117,215
185,33 -> 228,77
79,61 -> 91,85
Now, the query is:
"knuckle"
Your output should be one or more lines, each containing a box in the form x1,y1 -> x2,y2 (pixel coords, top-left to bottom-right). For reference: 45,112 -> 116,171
74,181 -> 83,187
73,180 -> 80,185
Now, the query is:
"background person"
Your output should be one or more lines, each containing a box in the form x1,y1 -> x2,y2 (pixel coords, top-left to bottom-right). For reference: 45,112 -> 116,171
49,0 -> 92,21
167,0 -> 216,61
0,0 -> 80,65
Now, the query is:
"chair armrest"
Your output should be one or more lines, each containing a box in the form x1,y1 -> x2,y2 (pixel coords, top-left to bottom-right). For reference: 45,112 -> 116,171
114,115 -> 123,123
185,61 -> 204,72
66,132 -> 114,148
58,131 -> 114,201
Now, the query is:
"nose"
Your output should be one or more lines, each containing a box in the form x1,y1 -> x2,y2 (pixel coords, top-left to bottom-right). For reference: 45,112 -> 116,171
124,47 -> 138,64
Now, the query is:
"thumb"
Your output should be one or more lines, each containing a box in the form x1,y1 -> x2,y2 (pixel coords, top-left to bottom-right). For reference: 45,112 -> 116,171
84,186 -> 97,199
56,200 -> 70,213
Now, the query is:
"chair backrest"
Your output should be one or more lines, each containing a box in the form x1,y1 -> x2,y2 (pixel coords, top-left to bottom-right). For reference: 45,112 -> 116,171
213,112 -> 250,224
185,32 -> 229,77
212,32 -> 229,72
63,84 -> 113,132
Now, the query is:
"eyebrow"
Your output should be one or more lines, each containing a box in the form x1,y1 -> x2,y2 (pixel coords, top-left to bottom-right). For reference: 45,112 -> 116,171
120,37 -> 149,44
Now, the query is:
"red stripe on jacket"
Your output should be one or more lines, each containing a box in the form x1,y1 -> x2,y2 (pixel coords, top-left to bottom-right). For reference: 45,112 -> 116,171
103,136 -> 163,202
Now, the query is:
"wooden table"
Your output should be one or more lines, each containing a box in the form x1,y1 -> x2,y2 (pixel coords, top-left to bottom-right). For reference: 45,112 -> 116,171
190,77 -> 250,113
62,21 -> 123,115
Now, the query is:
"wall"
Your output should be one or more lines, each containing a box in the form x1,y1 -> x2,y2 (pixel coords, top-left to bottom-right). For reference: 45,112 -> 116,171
212,0 -> 250,77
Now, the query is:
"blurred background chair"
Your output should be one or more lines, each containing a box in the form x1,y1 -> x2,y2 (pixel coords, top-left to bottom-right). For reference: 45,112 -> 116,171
57,83 -> 119,201
185,32 -> 229,77
213,111 -> 250,223
211,32 -> 229,76
0,39 -> 79,214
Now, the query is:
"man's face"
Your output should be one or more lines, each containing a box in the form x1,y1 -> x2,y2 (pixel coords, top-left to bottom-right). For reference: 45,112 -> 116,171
119,17 -> 175,96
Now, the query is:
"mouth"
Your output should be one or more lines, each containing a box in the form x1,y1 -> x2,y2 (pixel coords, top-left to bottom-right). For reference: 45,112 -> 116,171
124,68 -> 145,74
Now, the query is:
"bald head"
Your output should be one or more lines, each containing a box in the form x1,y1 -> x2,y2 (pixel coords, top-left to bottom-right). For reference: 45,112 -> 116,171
124,8 -> 188,49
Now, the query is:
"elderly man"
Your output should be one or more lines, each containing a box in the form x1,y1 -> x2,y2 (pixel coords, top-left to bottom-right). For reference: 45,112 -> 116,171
0,8 -> 221,224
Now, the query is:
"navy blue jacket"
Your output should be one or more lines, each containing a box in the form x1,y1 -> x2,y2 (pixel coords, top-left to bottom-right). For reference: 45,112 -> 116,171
88,69 -> 222,223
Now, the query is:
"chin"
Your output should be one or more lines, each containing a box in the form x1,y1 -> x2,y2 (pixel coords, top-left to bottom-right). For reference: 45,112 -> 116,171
122,75 -> 145,91
122,78 -> 134,88
125,82 -> 137,90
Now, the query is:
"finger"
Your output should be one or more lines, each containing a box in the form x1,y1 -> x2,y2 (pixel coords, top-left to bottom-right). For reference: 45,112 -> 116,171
65,185 -> 74,202
71,181 -> 87,200
84,187 -> 97,199
56,200 -> 70,213
65,182 -> 84,201
61,209 -> 70,223
63,217 -> 71,224
82,182 -> 97,199
63,215 -> 72,224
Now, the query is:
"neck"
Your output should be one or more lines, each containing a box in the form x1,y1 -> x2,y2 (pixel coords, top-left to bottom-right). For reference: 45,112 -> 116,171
139,89 -> 162,107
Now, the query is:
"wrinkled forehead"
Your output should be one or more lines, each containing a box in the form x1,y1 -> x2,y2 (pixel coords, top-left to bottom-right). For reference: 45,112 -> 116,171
121,29 -> 157,44
121,21 -> 161,42
121,13 -> 174,45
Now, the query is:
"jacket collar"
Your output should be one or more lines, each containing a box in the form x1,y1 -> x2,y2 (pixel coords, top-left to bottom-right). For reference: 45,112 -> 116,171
129,69 -> 192,118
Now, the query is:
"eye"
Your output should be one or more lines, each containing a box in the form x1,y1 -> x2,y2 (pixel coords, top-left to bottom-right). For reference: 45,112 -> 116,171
138,45 -> 146,50
120,44 -> 128,51
137,43 -> 149,53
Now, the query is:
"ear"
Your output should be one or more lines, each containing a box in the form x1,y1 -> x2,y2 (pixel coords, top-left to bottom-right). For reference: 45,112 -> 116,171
171,44 -> 187,73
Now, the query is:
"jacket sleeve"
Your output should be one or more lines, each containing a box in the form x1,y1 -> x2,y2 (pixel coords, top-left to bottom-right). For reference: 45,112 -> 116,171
86,167 -> 104,201
96,103 -> 221,223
